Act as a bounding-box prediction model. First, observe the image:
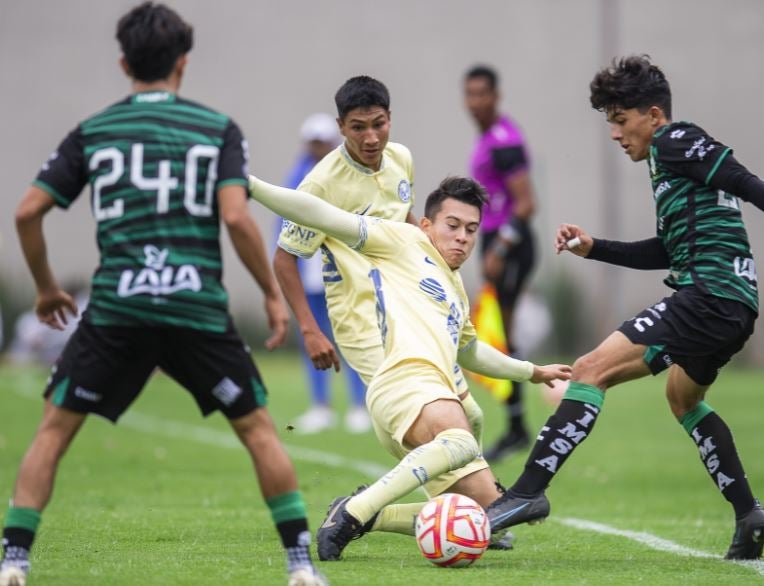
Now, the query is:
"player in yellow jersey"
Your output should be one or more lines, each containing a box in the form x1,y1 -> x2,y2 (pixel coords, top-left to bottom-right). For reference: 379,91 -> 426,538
274,76 -> 487,500
274,75 -> 416,384
250,174 -> 571,561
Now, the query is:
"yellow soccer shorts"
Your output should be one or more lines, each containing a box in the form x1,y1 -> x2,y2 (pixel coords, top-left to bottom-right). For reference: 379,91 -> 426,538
366,361 -> 488,497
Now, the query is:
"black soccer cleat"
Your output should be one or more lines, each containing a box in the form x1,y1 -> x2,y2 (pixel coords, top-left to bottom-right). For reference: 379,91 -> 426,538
483,429 -> 531,463
725,501 -> 764,560
486,490 -> 550,533
316,486 -> 376,561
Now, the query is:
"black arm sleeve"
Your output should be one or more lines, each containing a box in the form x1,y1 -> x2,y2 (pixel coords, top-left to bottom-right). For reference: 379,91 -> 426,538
707,152 -> 764,212
586,237 -> 670,270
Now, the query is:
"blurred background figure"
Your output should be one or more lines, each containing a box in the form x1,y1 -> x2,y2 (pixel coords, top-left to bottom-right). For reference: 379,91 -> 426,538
464,65 -> 538,462
281,113 -> 370,434
8,282 -> 88,366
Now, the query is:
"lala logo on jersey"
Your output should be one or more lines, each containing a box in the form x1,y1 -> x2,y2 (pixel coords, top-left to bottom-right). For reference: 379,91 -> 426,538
398,179 -> 412,202
117,245 -> 202,298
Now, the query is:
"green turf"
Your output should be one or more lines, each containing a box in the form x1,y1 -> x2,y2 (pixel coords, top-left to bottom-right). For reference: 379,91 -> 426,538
1,354 -> 762,585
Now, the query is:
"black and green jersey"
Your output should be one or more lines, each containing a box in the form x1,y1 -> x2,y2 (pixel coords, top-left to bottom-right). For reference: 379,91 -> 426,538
34,91 -> 249,332
649,121 -> 758,313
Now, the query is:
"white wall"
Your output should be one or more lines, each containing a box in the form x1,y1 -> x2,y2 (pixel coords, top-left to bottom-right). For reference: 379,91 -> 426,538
2,0 -> 763,360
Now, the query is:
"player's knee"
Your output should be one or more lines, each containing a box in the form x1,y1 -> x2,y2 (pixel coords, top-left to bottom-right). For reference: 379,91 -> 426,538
434,428 -> 480,470
665,387 -> 703,419
571,353 -> 606,388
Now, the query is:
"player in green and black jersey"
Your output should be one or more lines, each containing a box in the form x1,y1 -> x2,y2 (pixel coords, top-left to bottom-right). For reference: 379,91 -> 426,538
0,4 -> 325,586
486,55 -> 764,560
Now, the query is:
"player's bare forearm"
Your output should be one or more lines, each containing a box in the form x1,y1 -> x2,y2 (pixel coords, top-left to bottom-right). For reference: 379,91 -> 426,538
220,185 -> 288,348
16,186 -> 58,293
16,186 -> 78,329
274,248 -> 322,335
249,175 -> 360,246
273,248 -> 339,370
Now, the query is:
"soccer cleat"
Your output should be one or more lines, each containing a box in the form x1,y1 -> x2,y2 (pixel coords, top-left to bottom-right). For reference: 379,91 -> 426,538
287,565 -> 328,586
487,529 -> 515,551
0,565 -> 27,586
316,486 -> 376,561
485,490 -> 550,533
725,501 -> 764,560
483,429 -> 531,463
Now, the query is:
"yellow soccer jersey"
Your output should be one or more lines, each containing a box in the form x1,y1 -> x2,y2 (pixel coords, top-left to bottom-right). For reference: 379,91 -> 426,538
353,219 -> 477,391
277,142 -> 414,349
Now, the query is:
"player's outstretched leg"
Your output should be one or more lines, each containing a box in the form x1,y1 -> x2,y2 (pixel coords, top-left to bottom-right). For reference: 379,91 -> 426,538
318,428 -> 480,560
487,382 -> 604,531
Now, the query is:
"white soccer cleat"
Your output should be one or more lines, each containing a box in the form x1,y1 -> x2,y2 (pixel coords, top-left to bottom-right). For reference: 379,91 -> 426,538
287,566 -> 328,586
293,406 -> 337,434
0,565 -> 27,586
344,406 -> 371,434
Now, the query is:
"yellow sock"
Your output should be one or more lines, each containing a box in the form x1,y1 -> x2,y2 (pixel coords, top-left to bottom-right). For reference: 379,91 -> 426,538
345,428 -> 479,524
370,502 -> 426,536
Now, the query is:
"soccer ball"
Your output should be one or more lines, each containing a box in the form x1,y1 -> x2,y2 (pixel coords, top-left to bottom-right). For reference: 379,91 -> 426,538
415,493 -> 491,567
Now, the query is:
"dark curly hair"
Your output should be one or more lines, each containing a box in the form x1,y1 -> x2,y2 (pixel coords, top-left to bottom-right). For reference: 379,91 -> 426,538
424,177 -> 487,220
116,2 -> 193,82
590,55 -> 672,119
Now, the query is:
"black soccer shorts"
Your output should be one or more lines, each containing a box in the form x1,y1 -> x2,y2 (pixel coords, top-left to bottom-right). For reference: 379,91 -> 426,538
43,318 -> 268,422
617,286 -> 756,386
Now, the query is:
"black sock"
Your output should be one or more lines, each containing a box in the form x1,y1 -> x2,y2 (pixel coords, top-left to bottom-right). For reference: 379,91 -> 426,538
680,402 -> 756,519
277,519 -> 312,572
511,382 -> 604,496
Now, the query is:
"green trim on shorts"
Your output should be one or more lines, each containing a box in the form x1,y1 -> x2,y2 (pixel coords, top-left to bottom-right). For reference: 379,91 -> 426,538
563,381 -> 605,409
51,377 -> 70,407
643,344 -> 665,366
251,377 -> 267,407
266,491 -> 307,524
5,506 -> 41,533
679,401 -> 714,435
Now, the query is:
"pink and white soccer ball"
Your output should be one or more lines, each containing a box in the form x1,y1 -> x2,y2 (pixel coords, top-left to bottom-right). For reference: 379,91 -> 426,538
415,493 -> 491,567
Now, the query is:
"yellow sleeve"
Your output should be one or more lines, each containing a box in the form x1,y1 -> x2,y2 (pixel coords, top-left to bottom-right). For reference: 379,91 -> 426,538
356,219 -> 421,259
276,179 -> 327,258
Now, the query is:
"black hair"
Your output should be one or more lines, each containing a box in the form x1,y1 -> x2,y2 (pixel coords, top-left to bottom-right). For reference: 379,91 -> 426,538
334,76 -> 390,119
465,65 -> 498,91
424,177 -> 487,220
116,2 -> 193,82
590,55 -> 672,119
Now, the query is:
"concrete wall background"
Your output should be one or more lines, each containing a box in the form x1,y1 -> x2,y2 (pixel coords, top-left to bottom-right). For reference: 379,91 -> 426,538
1,0 -> 763,360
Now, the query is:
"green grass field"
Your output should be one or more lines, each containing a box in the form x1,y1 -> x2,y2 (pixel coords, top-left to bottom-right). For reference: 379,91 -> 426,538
1,353 -> 763,585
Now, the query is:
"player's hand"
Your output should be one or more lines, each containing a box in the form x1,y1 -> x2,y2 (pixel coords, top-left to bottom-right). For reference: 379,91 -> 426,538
303,330 -> 341,372
530,363 -> 573,388
555,223 -> 593,257
35,288 -> 78,331
263,293 -> 289,350
483,249 -> 505,281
